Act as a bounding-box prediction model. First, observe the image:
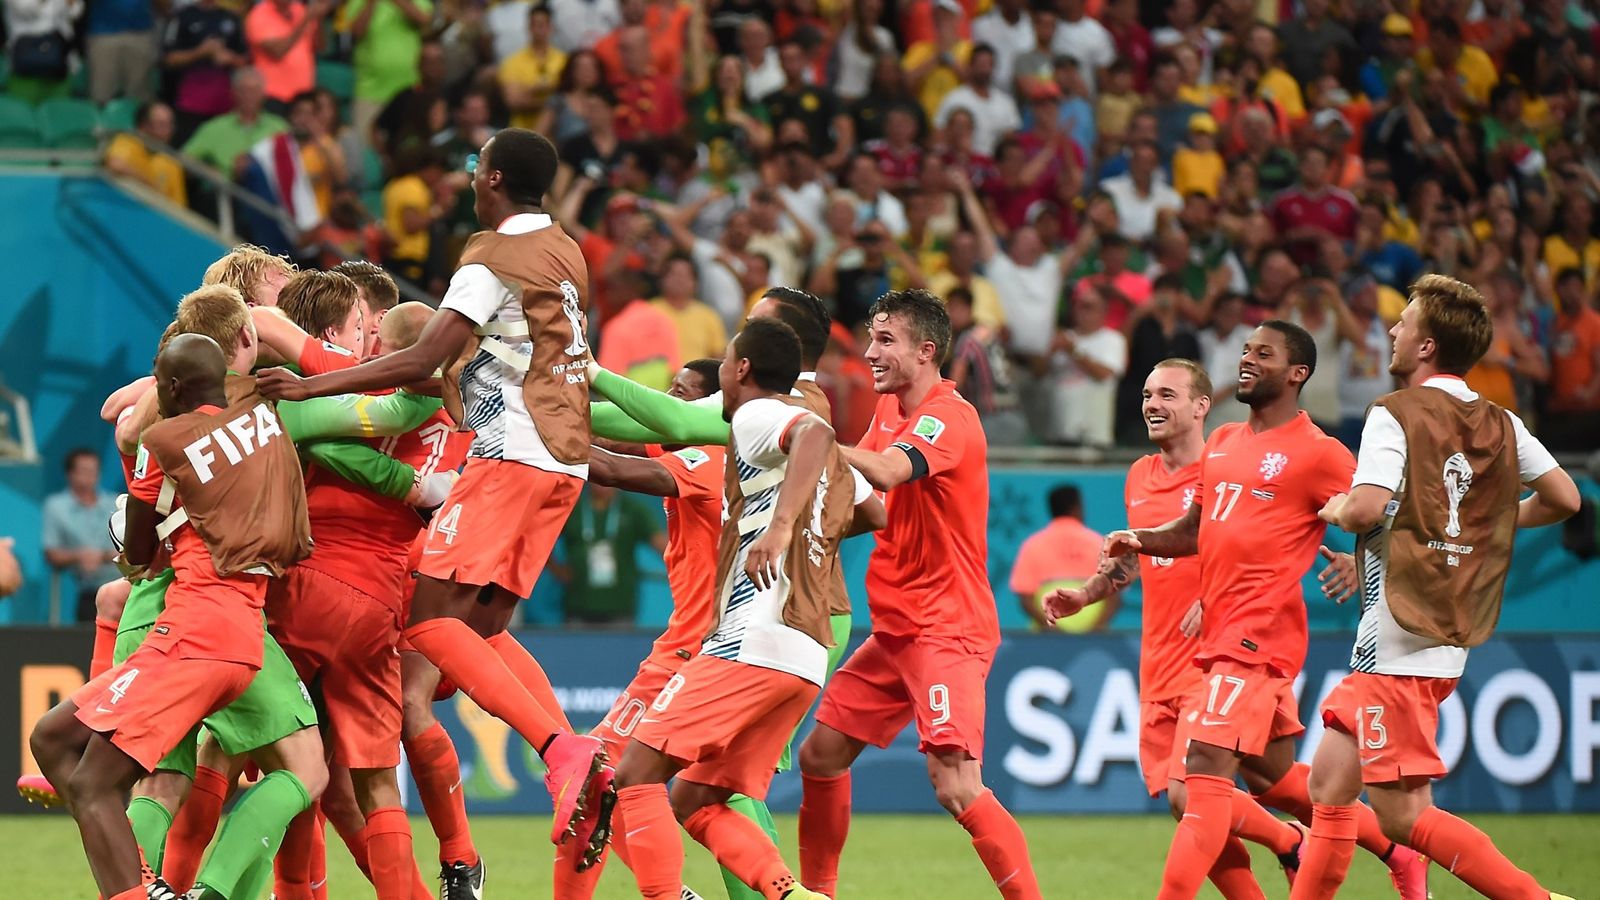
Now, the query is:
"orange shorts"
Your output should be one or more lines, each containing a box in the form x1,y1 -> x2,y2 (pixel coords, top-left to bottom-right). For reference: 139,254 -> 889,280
72,629 -> 255,772
267,566 -> 404,769
1139,695 -> 1192,797
590,657 -> 685,761
1186,658 -> 1304,759
415,458 -> 583,599
814,633 -> 993,758
630,654 -> 818,799
1320,671 -> 1458,784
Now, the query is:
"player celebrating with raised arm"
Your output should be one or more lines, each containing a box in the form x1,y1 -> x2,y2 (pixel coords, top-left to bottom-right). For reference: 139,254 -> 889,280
1102,321 -> 1426,900
797,289 -> 1043,900
29,334 -> 318,900
255,128 -> 613,853
1297,275 -> 1580,900
611,317 -> 847,900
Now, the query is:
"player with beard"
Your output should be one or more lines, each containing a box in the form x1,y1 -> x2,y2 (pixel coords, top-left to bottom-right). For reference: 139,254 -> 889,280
1299,275 -> 1579,900
1102,321 -> 1427,899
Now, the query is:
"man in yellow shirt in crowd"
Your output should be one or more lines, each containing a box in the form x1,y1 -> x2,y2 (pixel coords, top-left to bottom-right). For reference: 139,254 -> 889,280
903,0 -> 972,121
1416,16 -> 1497,113
1172,112 -> 1224,198
382,148 -> 455,284
104,101 -> 187,207
650,254 -> 728,361
1247,23 -> 1305,121
498,4 -> 565,130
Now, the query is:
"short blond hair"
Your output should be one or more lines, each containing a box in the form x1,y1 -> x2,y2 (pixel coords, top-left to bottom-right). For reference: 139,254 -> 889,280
1153,358 -> 1213,400
277,270 -> 360,339
333,260 -> 400,311
201,244 -> 297,305
170,284 -> 252,359
1410,274 -> 1492,375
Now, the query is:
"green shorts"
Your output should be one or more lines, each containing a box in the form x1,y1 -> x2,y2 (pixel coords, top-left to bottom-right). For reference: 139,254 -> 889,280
778,612 -> 853,773
112,572 -> 317,775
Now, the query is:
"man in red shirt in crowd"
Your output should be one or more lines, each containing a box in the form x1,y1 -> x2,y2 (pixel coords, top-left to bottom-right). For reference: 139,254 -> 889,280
1269,145 -> 1360,266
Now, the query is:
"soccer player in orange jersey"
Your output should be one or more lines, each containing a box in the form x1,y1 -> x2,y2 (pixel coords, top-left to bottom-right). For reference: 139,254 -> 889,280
1299,277 -> 1580,900
258,129 -> 612,855
798,289 -> 1043,900
1102,322 -> 1426,900
1047,359 -> 1366,898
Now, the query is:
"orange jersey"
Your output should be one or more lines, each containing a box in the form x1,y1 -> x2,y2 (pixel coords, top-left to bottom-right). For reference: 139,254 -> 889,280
129,408 -> 268,666
301,410 -> 472,607
648,444 -> 725,667
297,336 -> 362,376
1196,413 -> 1355,676
1125,453 -> 1204,702
858,380 -> 999,649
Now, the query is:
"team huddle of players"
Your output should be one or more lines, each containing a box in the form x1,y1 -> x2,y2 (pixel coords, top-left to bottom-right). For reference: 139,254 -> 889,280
17,126 -> 1586,900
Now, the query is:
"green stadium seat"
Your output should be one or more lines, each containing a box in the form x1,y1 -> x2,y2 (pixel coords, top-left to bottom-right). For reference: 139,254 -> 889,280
38,97 -> 99,148
317,61 -> 355,101
100,97 -> 138,134
0,96 -> 40,148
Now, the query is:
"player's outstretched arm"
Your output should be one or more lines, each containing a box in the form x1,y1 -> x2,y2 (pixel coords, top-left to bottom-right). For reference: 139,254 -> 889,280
101,376 -> 154,423
257,309 -> 476,401
277,392 -> 440,442
1041,554 -> 1138,625
251,306 -> 313,365
840,444 -> 915,491
299,440 -> 419,502
745,416 -> 836,590
588,365 -> 731,445
588,446 -> 679,498
1111,503 -> 1202,559
1319,485 -> 1393,533
1519,467 -> 1581,528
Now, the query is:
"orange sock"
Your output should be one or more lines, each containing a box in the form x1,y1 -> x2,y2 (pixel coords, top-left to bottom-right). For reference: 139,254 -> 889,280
1254,762 -> 1313,822
685,802 -> 796,899
404,618 -> 560,752
1160,773 -> 1235,900
1289,803 -> 1359,900
552,833 -> 608,899
310,817 -> 327,900
1409,806 -> 1547,899
272,808 -> 318,900
365,807 -> 415,900
486,631 -> 572,731
162,763 -> 229,891
90,617 -> 118,679
1229,789 -> 1299,855
331,812 -> 372,881
954,789 -> 1043,900
404,723 -> 478,866
798,771 -> 850,895
614,784 -> 682,900
1208,835 -> 1266,900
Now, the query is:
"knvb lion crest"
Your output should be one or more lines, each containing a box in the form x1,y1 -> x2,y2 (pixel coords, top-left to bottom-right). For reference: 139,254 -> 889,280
1259,452 -> 1289,479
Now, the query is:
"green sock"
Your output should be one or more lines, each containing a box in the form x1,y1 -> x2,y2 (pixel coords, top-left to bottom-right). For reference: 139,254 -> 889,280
720,794 -> 779,900
193,770 -> 311,899
230,852 -> 274,900
127,796 -> 174,870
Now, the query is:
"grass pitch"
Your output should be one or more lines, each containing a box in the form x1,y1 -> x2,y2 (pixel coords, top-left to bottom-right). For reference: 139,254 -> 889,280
9,812 -> 1595,898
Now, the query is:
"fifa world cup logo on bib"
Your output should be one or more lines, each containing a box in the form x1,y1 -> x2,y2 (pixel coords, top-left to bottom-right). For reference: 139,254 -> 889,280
1442,452 -> 1473,539
559,280 -> 589,357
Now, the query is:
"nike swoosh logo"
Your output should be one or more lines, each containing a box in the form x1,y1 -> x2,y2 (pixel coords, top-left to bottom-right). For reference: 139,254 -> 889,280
1129,498 -> 1149,507
1208,452 -> 1227,458
1361,755 -> 1385,766
262,836 -> 271,847
626,826 -> 651,839
96,705 -> 114,713
448,779 -> 463,794
311,878 -> 328,890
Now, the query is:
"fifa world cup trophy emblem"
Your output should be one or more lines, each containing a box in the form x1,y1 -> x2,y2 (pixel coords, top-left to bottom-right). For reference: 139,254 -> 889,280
1443,452 -> 1473,539
560,280 -> 589,357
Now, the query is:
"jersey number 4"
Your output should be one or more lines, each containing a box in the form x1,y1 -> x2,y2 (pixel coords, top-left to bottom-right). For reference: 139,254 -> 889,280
432,504 -> 463,545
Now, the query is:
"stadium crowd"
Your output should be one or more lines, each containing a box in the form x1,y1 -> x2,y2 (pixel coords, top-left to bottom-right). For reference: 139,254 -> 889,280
11,0 -> 1600,450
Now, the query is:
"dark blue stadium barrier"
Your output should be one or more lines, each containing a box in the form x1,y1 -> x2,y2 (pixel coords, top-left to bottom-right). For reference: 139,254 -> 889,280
406,630 -> 1600,815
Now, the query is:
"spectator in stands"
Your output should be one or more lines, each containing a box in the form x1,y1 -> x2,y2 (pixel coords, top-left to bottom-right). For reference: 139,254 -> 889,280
613,26 -> 686,141
841,151 -> 909,238
1278,0 -> 1355,89
4,0 -> 80,104
1051,0 -> 1112,96
1010,484 -> 1115,631
1116,273 -> 1200,444
1270,144 -> 1360,265
813,219 -> 923,329
935,43 -> 1021,157
1100,0 -> 1150,91
547,0 -> 619,54
1334,273 -> 1395,448
1417,16 -> 1497,115
42,449 -> 120,623
536,49 -> 603,145
971,0 -> 1030,90
246,0 -> 329,111
1100,140 -> 1182,243
1236,106 -> 1297,196
1545,267 -> 1600,450
499,4 -> 566,130
347,0 -> 435,150
373,39 -> 447,167
182,67 -> 287,177
596,270 -> 682,391
382,147 -> 450,284
1280,277 -> 1363,432
1198,290 -> 1252,430
555,483 -> 664,626
928,229 -> 1003,329
1009,5 -> 1059,94
764,39 -> 853,172
738,18 -> 783,103
834,0 -> 894,102
903,0 -> 972,121
1544,193 -> 1600,292
945,285 -> 1024,444
1360,13 -> 1416,106
1171,112 -> 1223,199
1244,23 -> 1304,121
86,0 -> 156,105
104,102 -> 187,207
650,254 -> 727,362
162,0 -> 248,140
